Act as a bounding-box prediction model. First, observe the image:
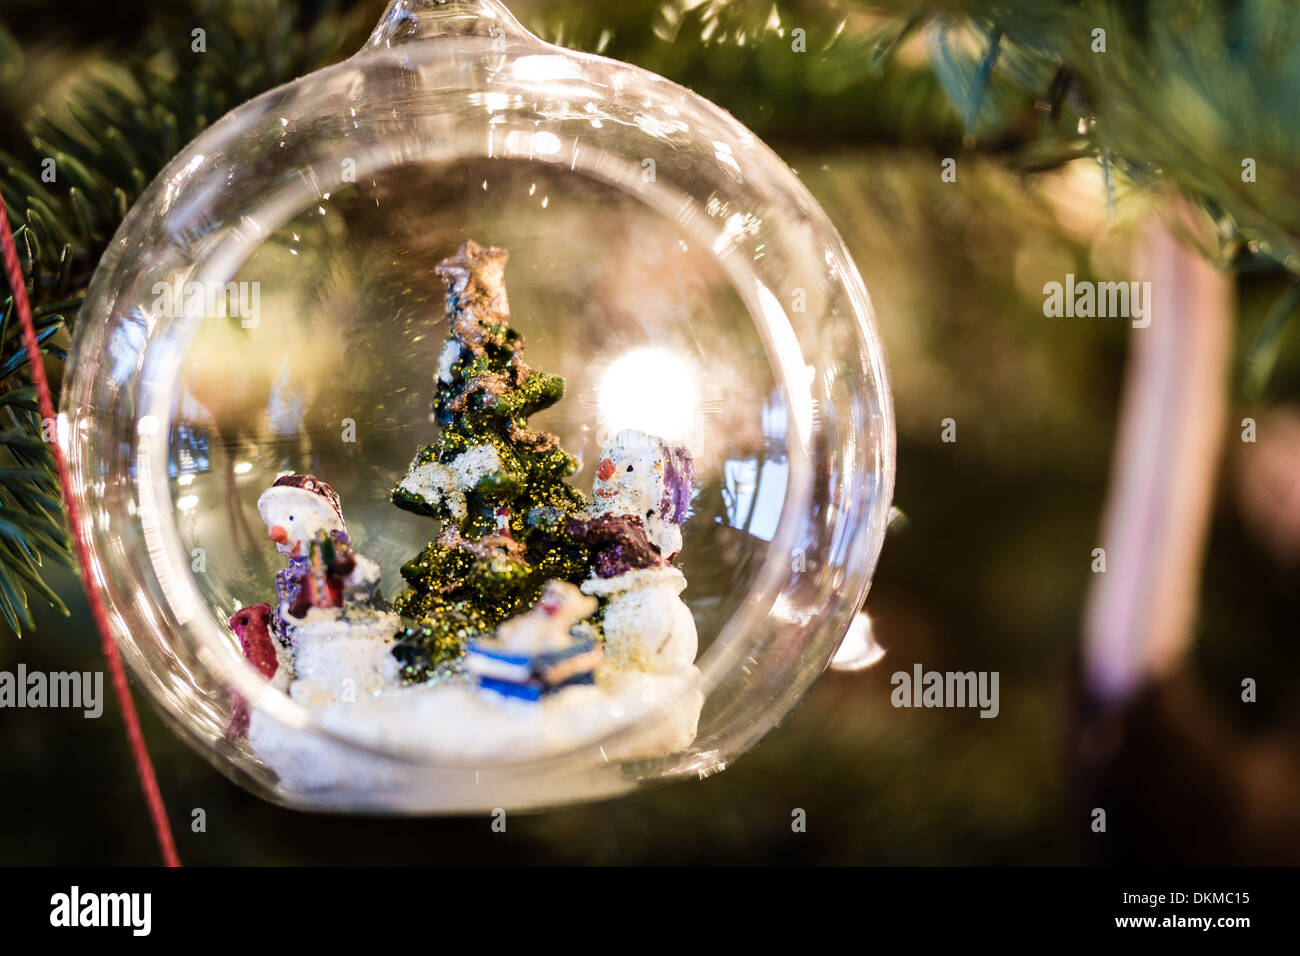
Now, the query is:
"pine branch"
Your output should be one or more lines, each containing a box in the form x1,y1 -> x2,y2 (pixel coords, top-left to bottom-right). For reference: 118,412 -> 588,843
5,0 -> 1299,638
571,0 -> 1300,382
0,0 -> 380,634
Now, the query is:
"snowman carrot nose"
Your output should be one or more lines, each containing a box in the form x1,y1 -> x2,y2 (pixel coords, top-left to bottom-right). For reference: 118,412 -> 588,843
268,525 -> 289,545
597,458 -> 615,481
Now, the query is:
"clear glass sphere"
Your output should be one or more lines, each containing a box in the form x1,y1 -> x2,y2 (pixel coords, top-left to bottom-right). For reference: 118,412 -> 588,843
64,0 -> 894,812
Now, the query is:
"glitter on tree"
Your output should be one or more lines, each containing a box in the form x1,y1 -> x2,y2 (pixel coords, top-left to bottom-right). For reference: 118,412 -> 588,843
389,240 -> 591,682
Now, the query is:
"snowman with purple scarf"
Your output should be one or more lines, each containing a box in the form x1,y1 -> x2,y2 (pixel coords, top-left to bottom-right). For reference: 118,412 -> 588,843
258,475 -> 353,639
567,429 -> 699,673
256,474 -> 397,705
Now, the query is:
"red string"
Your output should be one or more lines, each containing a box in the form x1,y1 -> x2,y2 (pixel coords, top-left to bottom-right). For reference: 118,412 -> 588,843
0,198 -> 181,867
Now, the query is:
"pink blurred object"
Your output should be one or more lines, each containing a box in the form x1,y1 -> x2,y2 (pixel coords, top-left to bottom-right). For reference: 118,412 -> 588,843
225,603 -> 279,737
1082,214 -> 1232,707
1236,408 -> 1300,565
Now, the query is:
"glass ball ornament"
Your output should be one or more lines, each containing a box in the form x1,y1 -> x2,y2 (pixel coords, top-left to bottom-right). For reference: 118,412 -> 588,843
64,0 -> 895,812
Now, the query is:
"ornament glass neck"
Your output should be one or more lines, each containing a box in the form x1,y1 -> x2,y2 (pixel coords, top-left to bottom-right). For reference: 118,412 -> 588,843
367,0 -> 532,48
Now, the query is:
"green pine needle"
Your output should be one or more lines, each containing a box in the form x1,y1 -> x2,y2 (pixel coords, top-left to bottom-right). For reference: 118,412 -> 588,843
0,0 -> 379,636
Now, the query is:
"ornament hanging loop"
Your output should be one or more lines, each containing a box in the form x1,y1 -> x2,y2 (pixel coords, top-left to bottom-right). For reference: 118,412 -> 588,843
366,0 -> 533,49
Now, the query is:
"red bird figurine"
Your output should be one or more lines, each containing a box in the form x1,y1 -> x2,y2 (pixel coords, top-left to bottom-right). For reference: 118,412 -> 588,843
225,603 -> 279,737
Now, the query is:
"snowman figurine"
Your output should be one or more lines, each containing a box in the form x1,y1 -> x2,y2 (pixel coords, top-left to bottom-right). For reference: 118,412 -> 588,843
589,429 -> 695,562
255,474 -> 398,706
576,430 -> 698,673
258,475 -> 367,633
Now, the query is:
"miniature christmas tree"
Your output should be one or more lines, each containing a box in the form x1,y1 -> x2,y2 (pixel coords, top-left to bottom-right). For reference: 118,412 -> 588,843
389,240 -> 591,682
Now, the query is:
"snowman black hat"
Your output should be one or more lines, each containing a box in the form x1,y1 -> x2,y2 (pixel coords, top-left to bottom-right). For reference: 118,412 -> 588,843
257,474 -> 346,534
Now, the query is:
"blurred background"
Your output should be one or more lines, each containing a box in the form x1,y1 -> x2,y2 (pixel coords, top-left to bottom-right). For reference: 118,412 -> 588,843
2,0 -> 1299,864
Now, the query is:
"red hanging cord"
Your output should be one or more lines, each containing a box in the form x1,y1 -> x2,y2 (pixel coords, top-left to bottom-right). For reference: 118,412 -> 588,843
0,198 -> 181,867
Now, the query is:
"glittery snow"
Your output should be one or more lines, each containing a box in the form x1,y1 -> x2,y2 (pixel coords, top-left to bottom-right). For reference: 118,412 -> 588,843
397,444 -> 502,521
437,338 -> 461,384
